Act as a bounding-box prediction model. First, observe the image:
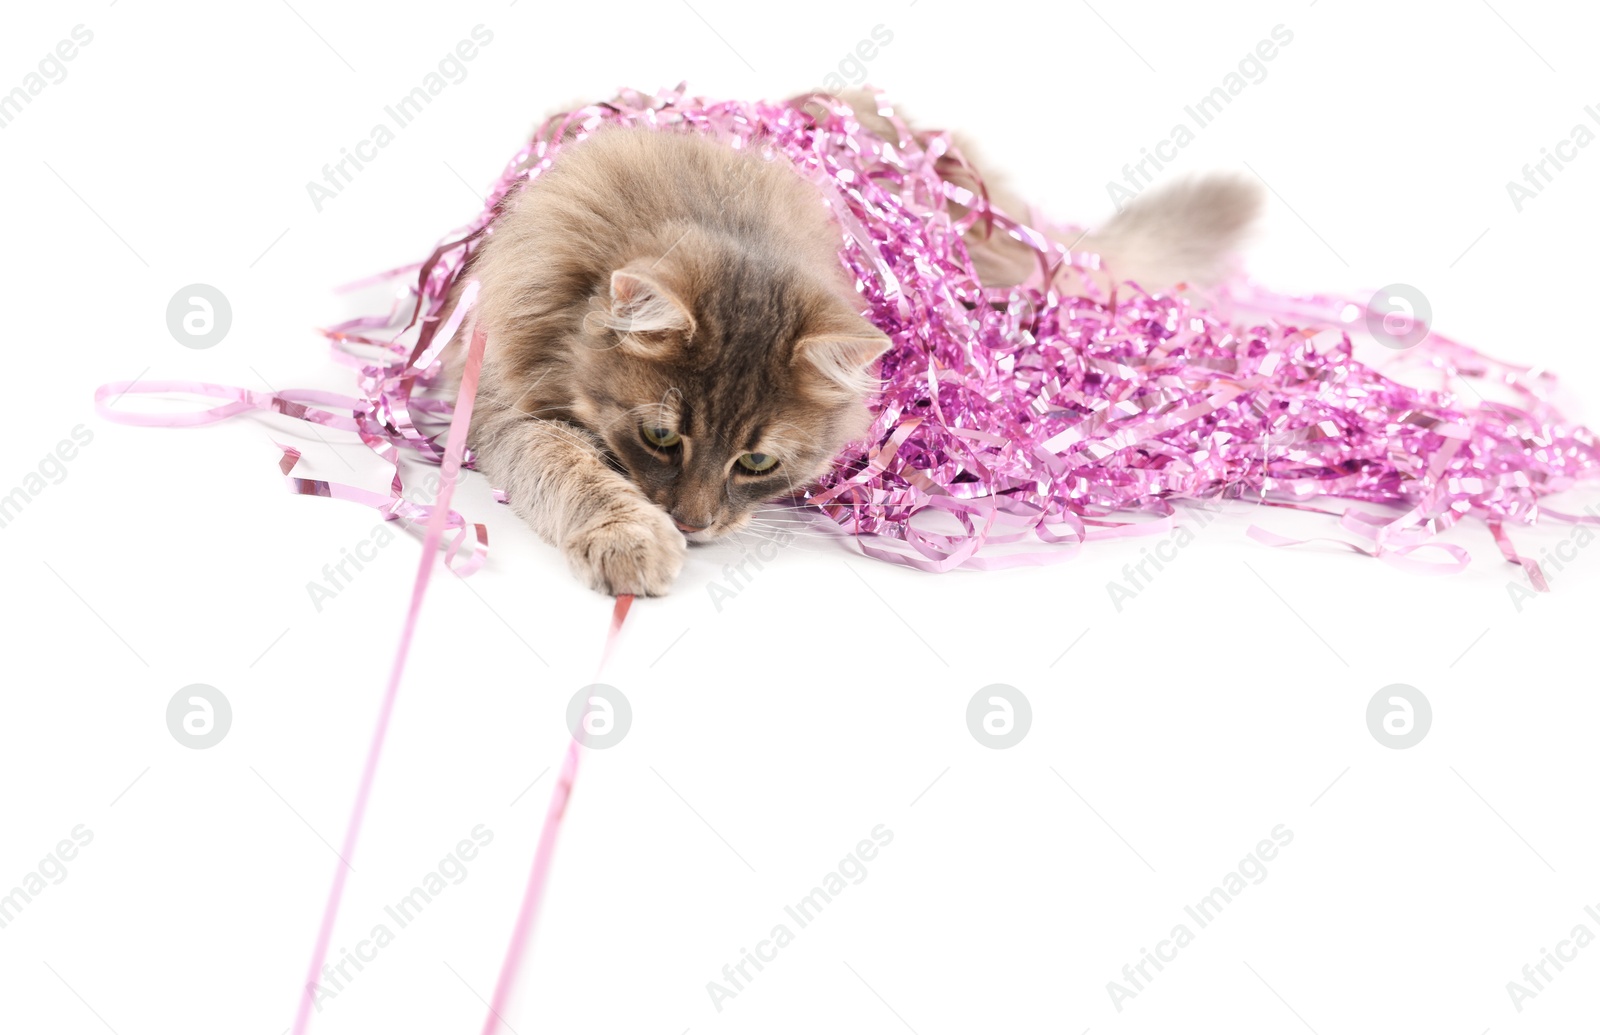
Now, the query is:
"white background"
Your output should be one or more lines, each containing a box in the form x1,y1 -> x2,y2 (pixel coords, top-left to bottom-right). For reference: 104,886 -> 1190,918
2,1 -> 1598,1033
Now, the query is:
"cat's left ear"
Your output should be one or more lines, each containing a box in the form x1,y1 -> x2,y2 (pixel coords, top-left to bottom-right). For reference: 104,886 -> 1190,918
794,327 -> 891,396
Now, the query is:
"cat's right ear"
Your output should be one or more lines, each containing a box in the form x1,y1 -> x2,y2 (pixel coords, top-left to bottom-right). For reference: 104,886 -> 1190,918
794,328 -> 891,397
603,264 -> 695,352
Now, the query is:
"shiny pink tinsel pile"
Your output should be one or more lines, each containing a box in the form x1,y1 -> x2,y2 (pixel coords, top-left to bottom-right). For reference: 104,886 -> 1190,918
330,85 -> 1600,585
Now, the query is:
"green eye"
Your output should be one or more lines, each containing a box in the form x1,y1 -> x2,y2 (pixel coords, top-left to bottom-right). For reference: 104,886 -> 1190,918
642,425 -> 682,449
737,452 -> 779,473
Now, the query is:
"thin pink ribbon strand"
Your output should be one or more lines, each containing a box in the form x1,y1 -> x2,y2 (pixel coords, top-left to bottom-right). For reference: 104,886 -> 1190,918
289,281 -> 482,1035
481,593 -> 634,1035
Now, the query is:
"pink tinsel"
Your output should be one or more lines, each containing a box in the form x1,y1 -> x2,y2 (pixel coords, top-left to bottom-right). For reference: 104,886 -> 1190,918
103,84 -> 1595,587
324,84 -> 1597,585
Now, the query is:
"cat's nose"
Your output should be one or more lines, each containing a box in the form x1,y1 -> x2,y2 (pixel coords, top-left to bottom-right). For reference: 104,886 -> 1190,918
673,517 -> 707,534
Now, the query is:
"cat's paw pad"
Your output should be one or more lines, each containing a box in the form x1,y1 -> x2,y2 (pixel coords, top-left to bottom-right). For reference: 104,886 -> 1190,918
562,505 -> 685,597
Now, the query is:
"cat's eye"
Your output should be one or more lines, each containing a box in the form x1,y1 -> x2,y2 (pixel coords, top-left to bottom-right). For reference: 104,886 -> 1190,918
736,452 -> 779,473
642,425 -> 682,449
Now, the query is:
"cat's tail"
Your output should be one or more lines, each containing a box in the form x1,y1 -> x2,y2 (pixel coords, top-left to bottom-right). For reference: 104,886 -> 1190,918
1080,175 -> 1264,289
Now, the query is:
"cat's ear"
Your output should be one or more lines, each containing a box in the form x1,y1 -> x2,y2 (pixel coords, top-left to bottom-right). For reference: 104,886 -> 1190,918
605,264 -> 695,348
794,328 -> 891,396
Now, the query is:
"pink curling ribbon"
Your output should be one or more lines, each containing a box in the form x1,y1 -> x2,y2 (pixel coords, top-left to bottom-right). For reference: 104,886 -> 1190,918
285,283 -> 485,1035
95,270 -> 491,574
480,594 -> 634,1035
102,272 -> 638,1031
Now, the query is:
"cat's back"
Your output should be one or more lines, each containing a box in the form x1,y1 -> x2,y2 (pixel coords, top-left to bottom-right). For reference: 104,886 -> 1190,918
517,126 -> 834,256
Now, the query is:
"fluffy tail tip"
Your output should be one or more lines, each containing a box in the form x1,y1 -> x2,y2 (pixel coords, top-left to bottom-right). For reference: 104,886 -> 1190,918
1087,174 -> 1265,288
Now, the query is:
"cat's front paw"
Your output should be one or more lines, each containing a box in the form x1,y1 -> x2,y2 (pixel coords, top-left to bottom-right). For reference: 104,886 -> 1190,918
562,503 -> 685,596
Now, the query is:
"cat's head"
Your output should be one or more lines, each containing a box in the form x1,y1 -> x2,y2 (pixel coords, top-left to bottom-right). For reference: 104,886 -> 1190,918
567,229 -> 889,541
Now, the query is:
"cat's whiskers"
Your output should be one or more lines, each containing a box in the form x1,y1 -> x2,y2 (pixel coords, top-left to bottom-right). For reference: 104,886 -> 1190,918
738,516 -> 834,540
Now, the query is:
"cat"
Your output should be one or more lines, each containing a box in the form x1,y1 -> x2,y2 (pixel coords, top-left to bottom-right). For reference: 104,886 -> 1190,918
452,97 -> 1261,597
